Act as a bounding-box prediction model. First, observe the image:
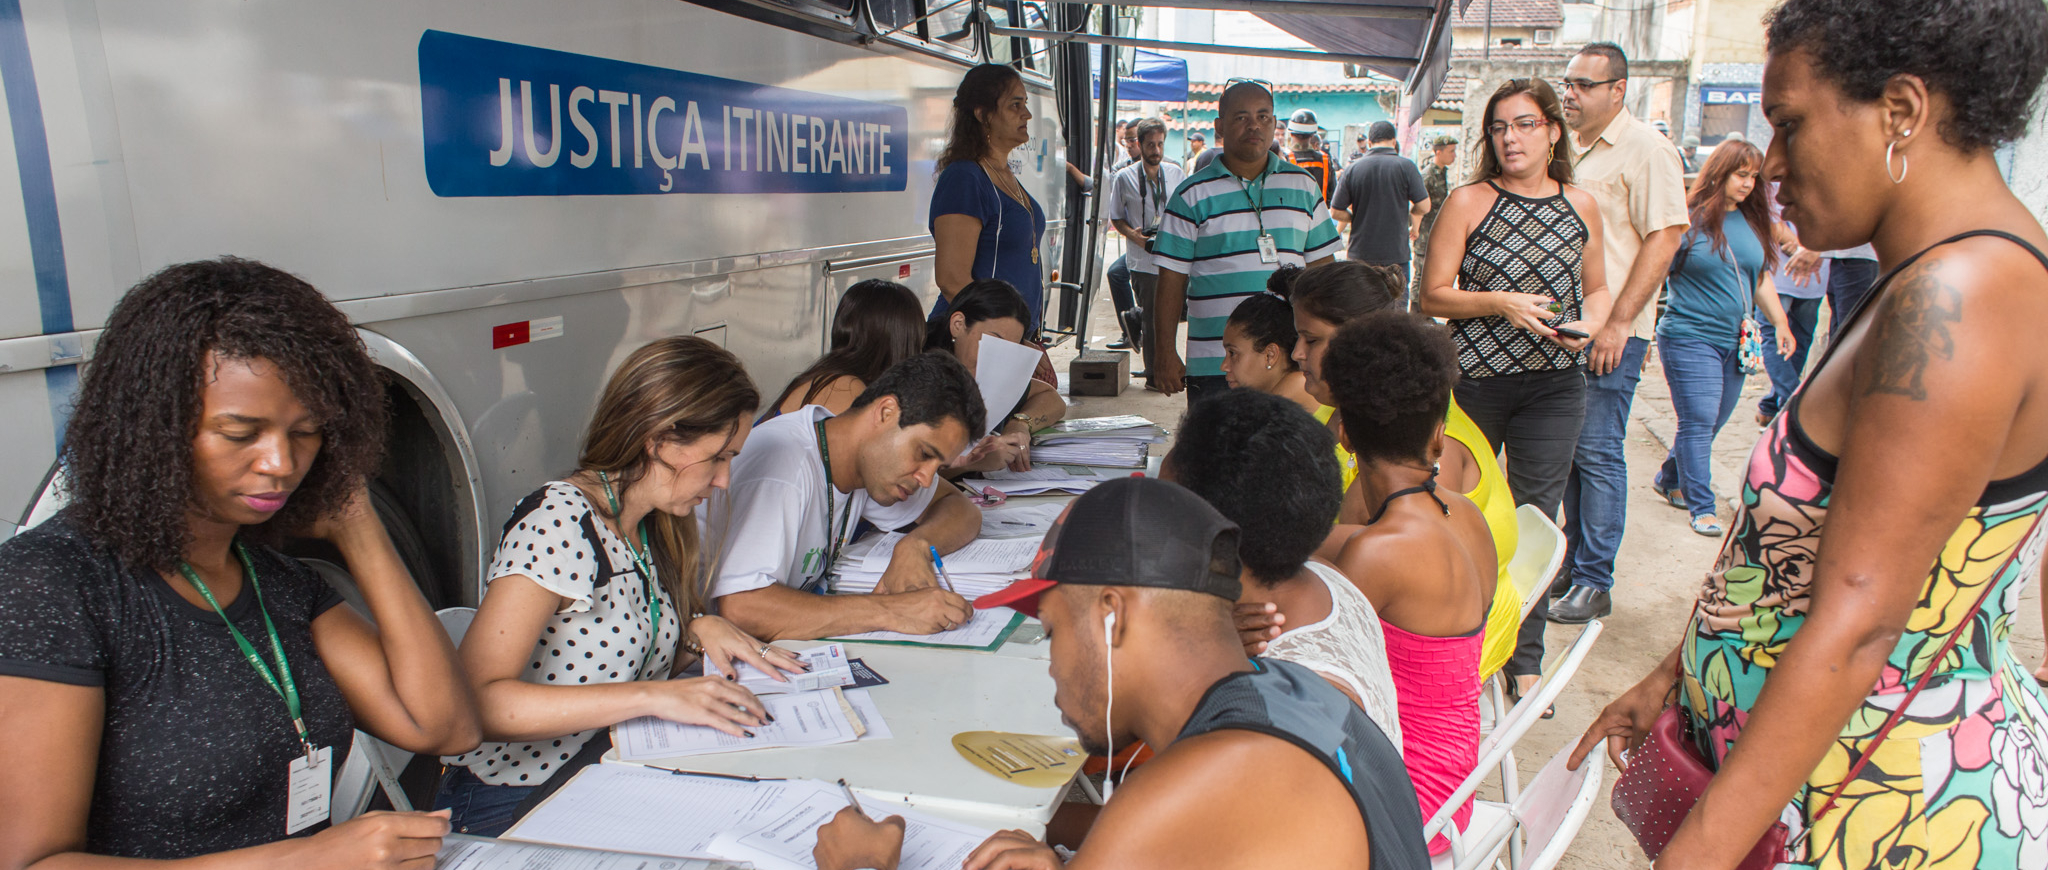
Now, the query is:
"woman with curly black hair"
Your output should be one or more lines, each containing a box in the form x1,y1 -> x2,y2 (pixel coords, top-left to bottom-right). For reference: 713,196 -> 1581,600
1573,2 -> 2048,868
0,258 -> 480,865
1319,311 -> 1496,856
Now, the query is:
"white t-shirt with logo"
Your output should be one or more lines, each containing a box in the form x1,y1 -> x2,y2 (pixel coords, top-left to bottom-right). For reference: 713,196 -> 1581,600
705,405 -> 937,599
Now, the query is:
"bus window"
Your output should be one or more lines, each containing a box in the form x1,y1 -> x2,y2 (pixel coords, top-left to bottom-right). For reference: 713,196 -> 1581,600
867,0 -> 977,59
868,0 -> 922,37
984,2 -> 1015,66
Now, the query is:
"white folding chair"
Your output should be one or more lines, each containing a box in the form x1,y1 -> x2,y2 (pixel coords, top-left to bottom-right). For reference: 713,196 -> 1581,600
1478,506 -> 1569,736
1507,505 -> 1566,623
1499,739 -> 1605,870
1423,620 -> 1604,870
332,606 -> 478,822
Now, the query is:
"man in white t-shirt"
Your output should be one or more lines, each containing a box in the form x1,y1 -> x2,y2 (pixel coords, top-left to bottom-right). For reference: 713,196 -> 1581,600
708,352 -> 984,640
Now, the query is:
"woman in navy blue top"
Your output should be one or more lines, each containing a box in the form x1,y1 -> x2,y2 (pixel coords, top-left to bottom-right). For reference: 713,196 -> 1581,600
930,64 -> 1048,334
1651,140 -> 1794,536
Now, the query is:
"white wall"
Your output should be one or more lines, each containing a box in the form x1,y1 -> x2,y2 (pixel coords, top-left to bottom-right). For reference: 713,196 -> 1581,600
2014,93 -> 2048,228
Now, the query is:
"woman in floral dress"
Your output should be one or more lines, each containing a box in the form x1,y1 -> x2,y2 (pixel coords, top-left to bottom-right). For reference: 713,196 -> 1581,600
1571,2 -> 2048,868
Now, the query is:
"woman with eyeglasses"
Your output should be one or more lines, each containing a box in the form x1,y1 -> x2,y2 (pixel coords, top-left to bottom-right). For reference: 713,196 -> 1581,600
438,336 -> 804,836
1416,77 -> 1610,706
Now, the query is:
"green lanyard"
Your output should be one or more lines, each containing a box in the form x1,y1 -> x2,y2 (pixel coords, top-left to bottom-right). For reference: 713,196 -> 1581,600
1233,169 -> 1269,237
177,543 -> 312,758
815,419 -> 856,575
598,471 -> 664,675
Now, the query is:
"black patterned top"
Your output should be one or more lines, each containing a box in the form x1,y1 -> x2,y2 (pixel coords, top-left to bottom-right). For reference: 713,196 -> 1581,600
1448,181 -> 1590,377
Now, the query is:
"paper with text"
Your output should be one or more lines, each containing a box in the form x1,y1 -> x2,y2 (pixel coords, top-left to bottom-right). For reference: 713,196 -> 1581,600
614,690 -> 859,761
436,835 -> 745,870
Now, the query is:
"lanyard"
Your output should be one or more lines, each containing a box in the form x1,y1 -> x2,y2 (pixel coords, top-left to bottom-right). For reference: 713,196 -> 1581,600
1233,168 -> 1269,238
599,471 -> 664,674
815,419 -> 857,574
178,543 -> 312,758
1139,167 -> 1168,229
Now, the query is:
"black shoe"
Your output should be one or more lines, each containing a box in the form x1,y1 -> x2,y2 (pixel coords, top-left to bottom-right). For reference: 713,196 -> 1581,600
1106,338 -> 1133,350
1547,586 -> 1612,624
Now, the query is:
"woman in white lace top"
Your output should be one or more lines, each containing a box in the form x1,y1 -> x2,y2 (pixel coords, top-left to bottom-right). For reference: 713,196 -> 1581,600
1162,389 -> 1403,752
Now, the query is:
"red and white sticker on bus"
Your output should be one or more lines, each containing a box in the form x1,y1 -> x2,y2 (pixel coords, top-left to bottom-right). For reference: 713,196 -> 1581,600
493,316 -> 564,349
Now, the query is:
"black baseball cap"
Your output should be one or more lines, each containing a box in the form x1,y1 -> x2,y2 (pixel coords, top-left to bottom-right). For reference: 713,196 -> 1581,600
975,478 -> 1242,617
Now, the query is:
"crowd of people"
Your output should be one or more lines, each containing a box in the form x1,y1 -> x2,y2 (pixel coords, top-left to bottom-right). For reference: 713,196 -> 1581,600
1,1 -> 2046,868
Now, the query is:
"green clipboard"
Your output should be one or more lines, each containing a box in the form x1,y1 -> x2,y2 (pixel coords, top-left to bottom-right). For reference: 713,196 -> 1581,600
824,609 -> 1027,652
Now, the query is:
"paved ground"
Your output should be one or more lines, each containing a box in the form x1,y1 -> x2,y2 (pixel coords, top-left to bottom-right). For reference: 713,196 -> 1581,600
1044,282 -> 2047,867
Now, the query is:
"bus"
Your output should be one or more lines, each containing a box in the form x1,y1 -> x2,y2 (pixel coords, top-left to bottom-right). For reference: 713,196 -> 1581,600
0,0 -> 1083,608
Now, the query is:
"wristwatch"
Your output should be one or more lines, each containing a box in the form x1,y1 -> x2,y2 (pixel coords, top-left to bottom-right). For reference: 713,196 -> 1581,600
1007,412 -> 1033,431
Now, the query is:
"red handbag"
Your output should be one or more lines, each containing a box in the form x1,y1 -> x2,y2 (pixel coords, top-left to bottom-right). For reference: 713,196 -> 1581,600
1610,576 -> 2002,868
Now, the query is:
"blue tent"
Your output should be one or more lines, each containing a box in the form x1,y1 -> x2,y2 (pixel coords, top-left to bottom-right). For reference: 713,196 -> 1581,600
1091,48 -> 1189,102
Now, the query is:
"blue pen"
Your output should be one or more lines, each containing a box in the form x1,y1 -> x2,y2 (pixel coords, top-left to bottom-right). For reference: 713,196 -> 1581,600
929,544 -> 958,594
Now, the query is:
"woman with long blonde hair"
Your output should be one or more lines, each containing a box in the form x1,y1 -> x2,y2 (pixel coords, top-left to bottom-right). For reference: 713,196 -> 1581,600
437,336 -> 803,835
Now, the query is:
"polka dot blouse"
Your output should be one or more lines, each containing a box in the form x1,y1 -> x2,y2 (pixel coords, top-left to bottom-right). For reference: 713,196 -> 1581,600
443,481 -> 683,787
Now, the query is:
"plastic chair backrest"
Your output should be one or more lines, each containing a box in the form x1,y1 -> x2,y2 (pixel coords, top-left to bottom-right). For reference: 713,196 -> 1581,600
438,606 -> 477,646
1422,620 -> 1603,841
1511,738 -> 1605,870
1507,505 -> 1566,622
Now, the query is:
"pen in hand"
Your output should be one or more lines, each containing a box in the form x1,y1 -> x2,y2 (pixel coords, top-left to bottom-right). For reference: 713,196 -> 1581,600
838,778 -> 867,818
928,545 -> 957,594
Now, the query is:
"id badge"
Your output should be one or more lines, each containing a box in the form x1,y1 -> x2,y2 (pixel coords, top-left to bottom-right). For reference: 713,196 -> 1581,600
1256,234 -> 1279,264
286,745 -> 332,834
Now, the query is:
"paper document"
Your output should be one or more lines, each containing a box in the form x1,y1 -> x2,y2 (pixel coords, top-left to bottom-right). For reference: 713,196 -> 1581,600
1027,441 -> 1149,468
841,687 -> 893,740
614,689 -> 860,761
831,606 -> 1025,649
858,532 -> 1039,575
977,502 -> 1066,538
706,784 -> 991,870
503,765 -> 805,857
973,333 -> 1040,425
436,835 -> 744,870
1038,414 -> 1159,435
717,643 -> 854,695
504,766 -> 993,870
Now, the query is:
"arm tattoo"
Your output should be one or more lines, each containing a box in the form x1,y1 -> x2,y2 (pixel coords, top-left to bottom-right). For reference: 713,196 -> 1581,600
1864,260 -> 1962,401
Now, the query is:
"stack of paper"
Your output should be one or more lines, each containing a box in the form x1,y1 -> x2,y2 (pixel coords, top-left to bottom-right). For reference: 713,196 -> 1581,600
829,532 -> 1041,599
1028,416 -> 1164,468
436,835 -> 745,870
967,464 -> 1134,495
830,606 -> 1026,650
503,765 -> 992,870
613,688 -> 865,761
715,643 -> 855,696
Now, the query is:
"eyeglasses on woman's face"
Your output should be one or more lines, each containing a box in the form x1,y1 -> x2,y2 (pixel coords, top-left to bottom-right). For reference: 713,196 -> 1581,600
1487,117 -> 1550,138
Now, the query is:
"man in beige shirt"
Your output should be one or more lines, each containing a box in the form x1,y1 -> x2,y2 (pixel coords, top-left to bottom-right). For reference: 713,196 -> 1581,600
1544,42 -> 1690,634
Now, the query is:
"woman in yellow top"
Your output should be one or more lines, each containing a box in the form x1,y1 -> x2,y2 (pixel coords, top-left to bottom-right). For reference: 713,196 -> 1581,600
1261,261 -> 1523,679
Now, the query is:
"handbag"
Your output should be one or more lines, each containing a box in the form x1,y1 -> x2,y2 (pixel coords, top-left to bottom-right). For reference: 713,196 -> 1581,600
1611,573 -> 2004,868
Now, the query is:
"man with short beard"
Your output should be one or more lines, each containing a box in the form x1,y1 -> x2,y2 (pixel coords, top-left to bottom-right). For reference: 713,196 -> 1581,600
812,479 -> 1427,870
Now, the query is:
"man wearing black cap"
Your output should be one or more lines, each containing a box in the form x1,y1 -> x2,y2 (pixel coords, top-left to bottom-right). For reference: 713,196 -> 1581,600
1331,120 -> 1431,304
812,478 -> 1427,870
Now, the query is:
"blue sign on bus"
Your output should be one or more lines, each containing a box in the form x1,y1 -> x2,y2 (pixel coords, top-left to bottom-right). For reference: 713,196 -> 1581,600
419,30 -> 910,197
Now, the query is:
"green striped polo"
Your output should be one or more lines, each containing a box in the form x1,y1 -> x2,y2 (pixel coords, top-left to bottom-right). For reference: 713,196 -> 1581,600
1151,152 -> 1342,378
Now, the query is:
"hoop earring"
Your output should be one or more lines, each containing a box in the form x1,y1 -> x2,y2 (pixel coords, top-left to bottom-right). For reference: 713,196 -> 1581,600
1885,136 -> 1909,185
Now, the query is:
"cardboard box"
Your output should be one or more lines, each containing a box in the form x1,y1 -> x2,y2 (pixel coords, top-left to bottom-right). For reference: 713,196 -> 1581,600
1068,350 -> 1130,396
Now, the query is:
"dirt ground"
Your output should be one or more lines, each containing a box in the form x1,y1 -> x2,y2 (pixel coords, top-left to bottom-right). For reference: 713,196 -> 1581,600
1044,278 -> 2048,868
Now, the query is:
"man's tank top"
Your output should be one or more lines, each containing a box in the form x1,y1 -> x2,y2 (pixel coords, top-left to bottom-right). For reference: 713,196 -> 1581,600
1178,658 -> 1429,870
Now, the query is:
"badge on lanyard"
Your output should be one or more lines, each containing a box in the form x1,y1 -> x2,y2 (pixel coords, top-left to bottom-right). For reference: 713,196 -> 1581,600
177,543 -> 329,835
1257,234 -> 1279,264
286,746 -> 333,834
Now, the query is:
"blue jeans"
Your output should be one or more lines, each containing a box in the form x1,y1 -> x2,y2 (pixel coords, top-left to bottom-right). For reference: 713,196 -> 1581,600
1560,336 -> 1650,593
1825,257 -> 1881,344
434,766 -> 536,837
1758,295 -> 1823,417
1654,334 -> 1746,520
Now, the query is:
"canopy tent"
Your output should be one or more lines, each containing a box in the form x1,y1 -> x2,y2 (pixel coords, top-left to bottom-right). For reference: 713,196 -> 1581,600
1091,47 -> 1191,102
995,0 -> 1465,121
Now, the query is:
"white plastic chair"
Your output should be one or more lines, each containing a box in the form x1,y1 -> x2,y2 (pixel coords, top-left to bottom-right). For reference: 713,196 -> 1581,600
1424,620 -> 1604,870
1507,505 -> 1566,623
332,606 -> 477,822
1502,739 -> 1605,870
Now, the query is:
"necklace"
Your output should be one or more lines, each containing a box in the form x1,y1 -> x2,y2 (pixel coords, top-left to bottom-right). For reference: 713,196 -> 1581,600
981,158 -> 1030,208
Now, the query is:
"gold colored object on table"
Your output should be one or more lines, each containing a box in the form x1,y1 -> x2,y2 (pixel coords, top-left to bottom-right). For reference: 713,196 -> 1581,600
952,731 -> 1085,787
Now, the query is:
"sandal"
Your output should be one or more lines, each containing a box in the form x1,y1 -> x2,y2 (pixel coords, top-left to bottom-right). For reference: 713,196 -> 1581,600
1691,515 -> 1725,537
1651,483 -> 1686,510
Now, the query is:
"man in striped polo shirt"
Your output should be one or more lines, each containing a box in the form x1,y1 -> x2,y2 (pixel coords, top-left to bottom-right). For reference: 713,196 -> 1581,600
1151,81 -> 1341,400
